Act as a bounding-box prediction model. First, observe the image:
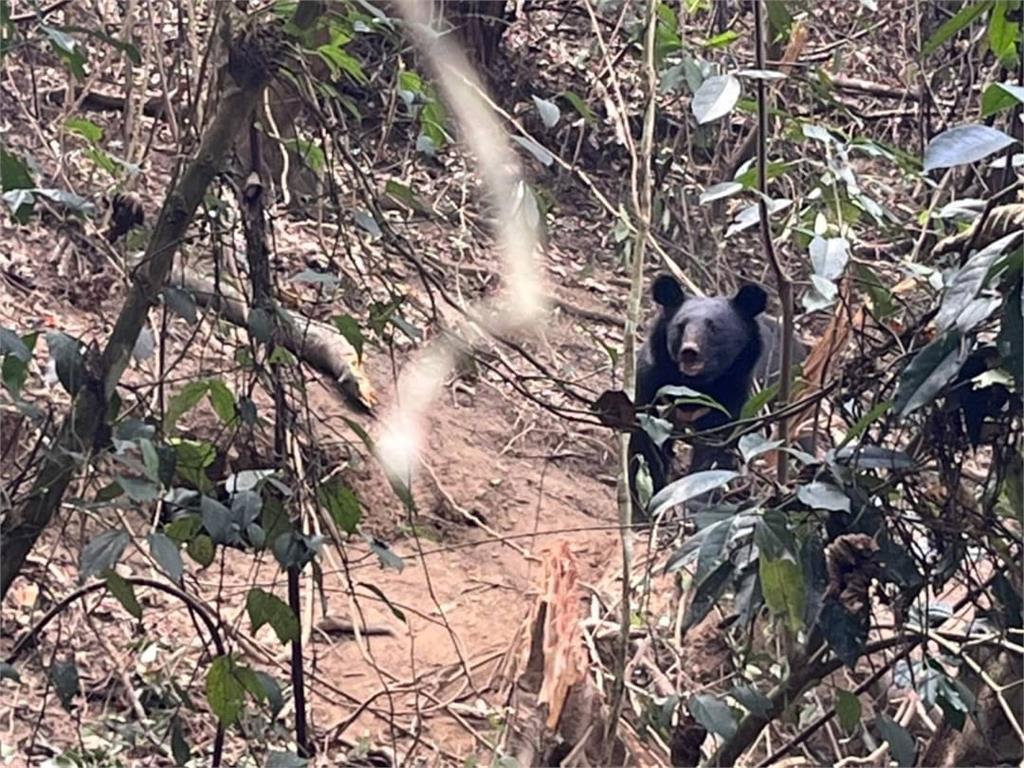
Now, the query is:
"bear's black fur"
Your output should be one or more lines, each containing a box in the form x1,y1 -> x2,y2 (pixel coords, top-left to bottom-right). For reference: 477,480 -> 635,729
629,274 -> 778,512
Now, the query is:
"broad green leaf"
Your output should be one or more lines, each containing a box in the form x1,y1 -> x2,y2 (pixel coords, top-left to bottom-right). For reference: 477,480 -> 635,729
206,379 -> 235,425
923,124 -> 1017,172
80,529 -> 130,582
923,1 -> 991,55
266,752 -> 308,768
797,481 -> 850,512
253,671 -> 284,717
895,331 -> 966,416
166,380 -> 210,431
532,95 -> 560,128
688,693 -> 737,739
684,559 -> 732,628
50,658 -> 80,711
45,331 -> 85,395
201,495 -> 233,544
246,588 -> 299,644
383,179 -> 428,212
187,534 -> 215,568
699,181 -> 743,204
651,470 -> 738,518
0,148 -> 34,191
161,287 -> 198,324
877,713 -> 917,767
760,557 -> 805,631
104,570 -> 142,619
0,327 -> 31,361
164,514 -> 201,543
65,116 -> 102,143
836,690 -> 861,730
560,90 -> 596,124
318,478 -> 361,534
703,29 -> 740,48
205,655 -> 245,725
353,210 -> 381,238
148,532 -> 183,581
981,81 -> 1024,117
691,74 -> 741,124
116,475 -> 159,502
0,663 -> 21,683
170,716 -> 190,766
987,1 -> 1019,65
332,314 -> 365,363
738,433 -> 782,463
936,232 -> 1022,332
511,135 -> 554,166
694,517 -> 733,584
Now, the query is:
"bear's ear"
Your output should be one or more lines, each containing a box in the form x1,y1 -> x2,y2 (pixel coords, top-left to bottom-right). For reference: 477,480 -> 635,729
732,284 -> 767,318
652,275 -> 685,308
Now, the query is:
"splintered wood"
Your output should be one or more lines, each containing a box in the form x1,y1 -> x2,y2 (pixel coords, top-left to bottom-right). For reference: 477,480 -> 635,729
533,542 -> 588,730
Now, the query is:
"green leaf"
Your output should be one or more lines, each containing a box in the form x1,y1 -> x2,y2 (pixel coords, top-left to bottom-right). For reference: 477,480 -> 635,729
703,29 -> 740,48
759,556 -> 805,631
0,327 -> 31,360
331,314 -> 365,363
65,116 -> 102,143
936,232 -> 1022,332
692,74 -> 741,124
266,752 -> 308,768
383,179 -> 428,213
797,481 -> 851,512
2,355 -> 28,398
80,529 -> 130,582
253,671 -> 284,717
738,433 -> 783,463
162,287 -> 198,324
699,181 -> 743,205
164,513 -> 201,544
104,570 -> 142,619
206,655 -> 246,726
981,81 -> 1024,117
688,693 -> 737,739
560,90 -> 596,124
318,478 -> 361,534
166,380 -> 210,431
0,148 -> 34,191
201,495 -> 233,544
0,663 -> 21,683
511,135 -> 554,166
741,383 -> 778,419
532,95 -> 560,128
987,0 -> 1019,65
45,331 -> 85,396
115,475 -> 159,502
206,379 -> 236,425
836,690 -> 861,730
50,658 -> 80,711
651,470 -> 738,518
148,533 -> 183,581
246,588 -> 300,644
895,331 -> 967,416
922,124 -> 1017,172
41,25 -> 87,79
170,716 -> 190,766
877,713 -> 917,767
187,533 -> 215,568
923,1 -> 991,55
353,209 -> 381,238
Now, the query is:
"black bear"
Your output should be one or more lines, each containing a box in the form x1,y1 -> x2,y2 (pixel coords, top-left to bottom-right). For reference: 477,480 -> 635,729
629,274 -> 797,512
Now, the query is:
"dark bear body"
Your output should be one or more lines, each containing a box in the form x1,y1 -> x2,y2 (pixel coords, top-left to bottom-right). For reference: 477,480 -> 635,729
629,274 -> 800,511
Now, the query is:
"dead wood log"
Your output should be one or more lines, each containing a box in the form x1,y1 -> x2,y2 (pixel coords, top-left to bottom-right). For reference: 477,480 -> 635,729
171,266 -> 375,411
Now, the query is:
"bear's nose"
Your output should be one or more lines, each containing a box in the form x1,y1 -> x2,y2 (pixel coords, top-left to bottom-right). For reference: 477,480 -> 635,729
680,343 -> 701,364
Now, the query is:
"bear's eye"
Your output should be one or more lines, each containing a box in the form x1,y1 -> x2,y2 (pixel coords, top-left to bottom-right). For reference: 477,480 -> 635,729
706,318 -> 718,332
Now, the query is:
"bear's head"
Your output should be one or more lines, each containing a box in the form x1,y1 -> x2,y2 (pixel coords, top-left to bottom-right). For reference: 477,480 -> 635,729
652,274 -> 767,381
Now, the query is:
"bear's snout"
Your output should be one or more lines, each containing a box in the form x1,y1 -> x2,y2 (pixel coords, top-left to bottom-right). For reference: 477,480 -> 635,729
679,342 -> 704,375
